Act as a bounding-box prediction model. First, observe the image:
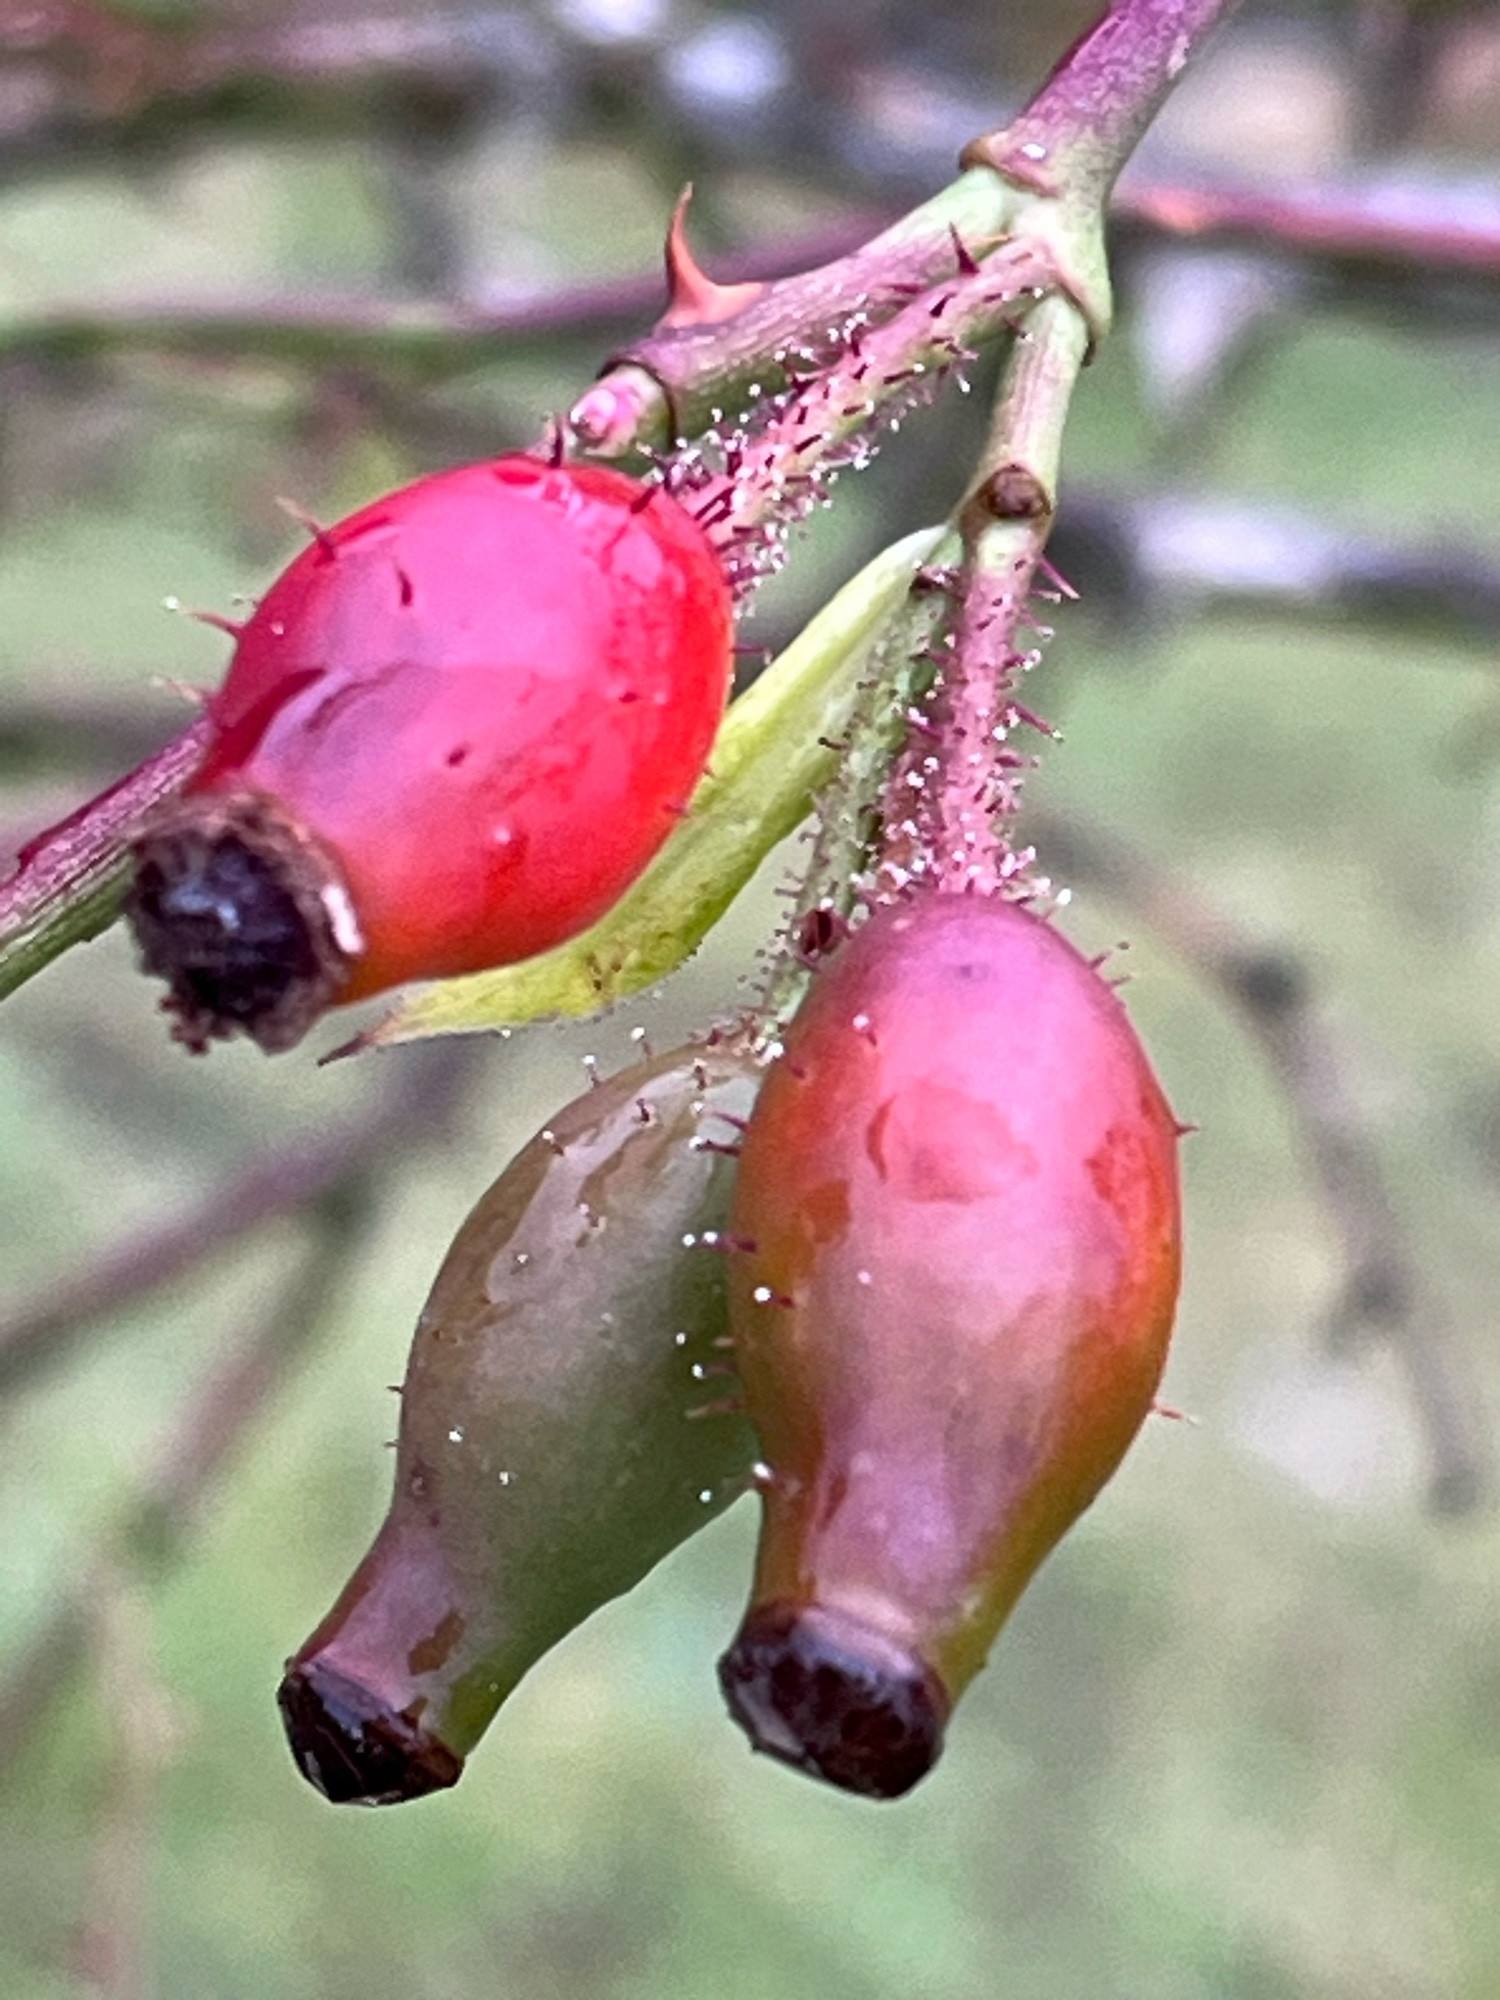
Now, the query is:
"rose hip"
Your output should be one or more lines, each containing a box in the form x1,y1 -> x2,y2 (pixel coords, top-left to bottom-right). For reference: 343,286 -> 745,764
279,1038 -> 759,1805
127,455 -> 733,1051
719,890 -> 1182,1797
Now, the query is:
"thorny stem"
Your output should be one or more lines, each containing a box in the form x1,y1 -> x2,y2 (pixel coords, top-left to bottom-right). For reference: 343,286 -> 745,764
757,580 -> 954,1032
583,1 -> 1240,455
574,171 -> 1027,454
884,292 -> 1089,896
681,238 -> 1058,596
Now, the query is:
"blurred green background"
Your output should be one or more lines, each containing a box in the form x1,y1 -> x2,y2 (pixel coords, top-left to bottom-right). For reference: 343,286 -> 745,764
5,2 -> 1500,1995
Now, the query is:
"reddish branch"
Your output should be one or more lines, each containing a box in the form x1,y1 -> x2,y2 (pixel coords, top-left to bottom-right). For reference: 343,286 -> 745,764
1115,172 -> 1500,284
0,718 -> 211,1002
965,0 -> 1241,202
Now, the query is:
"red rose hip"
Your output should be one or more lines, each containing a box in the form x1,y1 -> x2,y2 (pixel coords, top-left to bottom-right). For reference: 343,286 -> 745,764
127,455 -> 732,1050
720,890 -> 1183,1797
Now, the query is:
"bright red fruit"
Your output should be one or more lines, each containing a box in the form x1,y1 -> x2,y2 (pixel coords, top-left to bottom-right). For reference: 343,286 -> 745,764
127,455 -> 732,1050
719,890 -> 1182,1797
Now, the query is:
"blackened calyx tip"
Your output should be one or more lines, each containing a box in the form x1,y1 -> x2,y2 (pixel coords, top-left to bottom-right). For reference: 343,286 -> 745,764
277,1658 -> 463,1806
126,792 -> 353,1054
718,1601 -> 947,1800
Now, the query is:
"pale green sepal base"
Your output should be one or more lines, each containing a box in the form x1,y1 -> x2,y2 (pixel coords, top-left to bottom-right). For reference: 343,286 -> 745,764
357,524 -> 953,1048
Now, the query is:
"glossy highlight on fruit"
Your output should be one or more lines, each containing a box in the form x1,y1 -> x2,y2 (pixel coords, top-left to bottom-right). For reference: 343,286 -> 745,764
127,455 -> 733,1051
279,1037 -> 759,1805
720,890 -> 1182,1798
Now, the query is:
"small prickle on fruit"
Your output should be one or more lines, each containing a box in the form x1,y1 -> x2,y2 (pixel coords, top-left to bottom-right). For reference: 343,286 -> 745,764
279,1037 -> 759,1806
127,455 -> 733,1052
719,890 -> 1182,1798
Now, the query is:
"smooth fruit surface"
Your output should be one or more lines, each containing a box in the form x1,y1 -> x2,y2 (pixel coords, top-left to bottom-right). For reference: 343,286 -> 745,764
186,455 -> 732,1003
279,1038 -> 758,1805
722,890 -> 1182,1796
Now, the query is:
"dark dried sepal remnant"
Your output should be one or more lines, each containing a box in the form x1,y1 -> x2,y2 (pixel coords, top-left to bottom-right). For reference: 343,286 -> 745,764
126,792 -> 356,1053
277,1658 -> 463,1806
718,1602 -> 948,1799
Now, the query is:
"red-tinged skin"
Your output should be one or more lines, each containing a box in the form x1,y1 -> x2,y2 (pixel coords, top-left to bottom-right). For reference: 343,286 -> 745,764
721,891 -> 1182,1797
186,456 -> 731,1000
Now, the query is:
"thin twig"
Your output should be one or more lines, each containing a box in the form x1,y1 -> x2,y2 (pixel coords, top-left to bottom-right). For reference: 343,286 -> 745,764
1034,808 -> 1490,1516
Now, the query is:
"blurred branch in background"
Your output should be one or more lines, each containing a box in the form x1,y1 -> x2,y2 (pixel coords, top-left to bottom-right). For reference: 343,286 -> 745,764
0,1039 -> 480,1780
0,213 -> 891,380
1033,807 -> 1492,1517
73,1575 -> 170,2000
0,1039 -> 477,1397
1114,168 -> 1500,294
1050,489 -> 1500,657
0,165 -> 1495,393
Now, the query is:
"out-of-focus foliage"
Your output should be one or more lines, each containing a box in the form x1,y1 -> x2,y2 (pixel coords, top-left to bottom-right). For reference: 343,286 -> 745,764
5,3 -> 1500,1996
